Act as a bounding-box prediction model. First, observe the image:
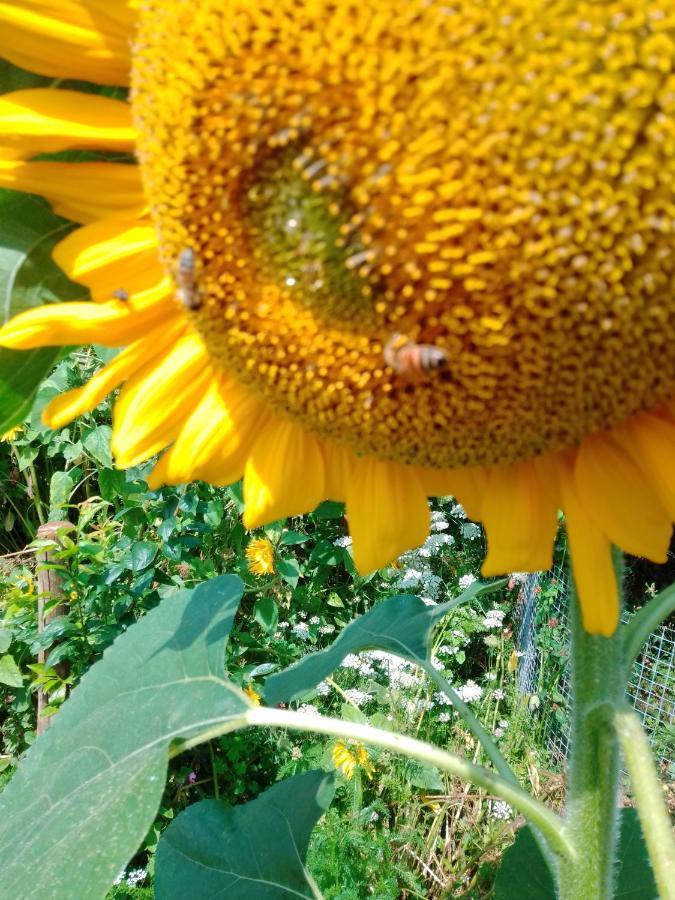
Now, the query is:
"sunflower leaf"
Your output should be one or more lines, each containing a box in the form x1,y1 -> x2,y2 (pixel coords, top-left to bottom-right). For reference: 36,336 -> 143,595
0,575 -> 250,899
0,189 -> 85,431
263,579 -> 506,704
154,771 -> 335,899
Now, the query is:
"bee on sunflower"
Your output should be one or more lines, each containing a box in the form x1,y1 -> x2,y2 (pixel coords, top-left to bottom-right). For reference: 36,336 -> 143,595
0,0 -> 674,639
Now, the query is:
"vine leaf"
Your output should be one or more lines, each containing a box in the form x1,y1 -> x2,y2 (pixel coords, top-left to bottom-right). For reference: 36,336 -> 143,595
0,575 -> 250,899
263,580 -> 505,705
155,770 -> 335,899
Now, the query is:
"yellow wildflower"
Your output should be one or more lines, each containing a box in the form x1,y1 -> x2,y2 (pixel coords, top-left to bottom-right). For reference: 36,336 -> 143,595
333,740 -> 374,780
0,426 -> 22,442
0,2 -> 674,635
245,538 -> 276,577
243,684 -> 262,705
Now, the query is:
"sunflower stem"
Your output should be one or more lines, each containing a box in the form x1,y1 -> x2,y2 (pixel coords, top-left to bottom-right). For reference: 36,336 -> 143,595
246,705 -> 574,861
558,553 -> 623,900
613,704 -> 675,900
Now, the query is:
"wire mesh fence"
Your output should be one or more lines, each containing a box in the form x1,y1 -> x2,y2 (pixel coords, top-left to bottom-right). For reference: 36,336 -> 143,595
514,568 -> 675,770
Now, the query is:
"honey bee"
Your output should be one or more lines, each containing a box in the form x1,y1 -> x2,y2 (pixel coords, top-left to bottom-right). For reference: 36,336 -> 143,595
112,288 -> 129,301
176,247 -> 201,310
383,333 -> 447,378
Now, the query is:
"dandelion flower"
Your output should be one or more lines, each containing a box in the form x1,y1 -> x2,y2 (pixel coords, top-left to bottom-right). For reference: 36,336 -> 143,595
1,2 -> 674,637
245,537 -> 275,577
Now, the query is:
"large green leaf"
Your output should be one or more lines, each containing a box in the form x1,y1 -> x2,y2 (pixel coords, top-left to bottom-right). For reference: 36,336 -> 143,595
0,189 -> 84,431
494,810 -> 658,900
494,826 -> 556,900
614,808 -> 658,899
155,770 -> 335,899
0,575 -> 251,899
263,580 -> 504,705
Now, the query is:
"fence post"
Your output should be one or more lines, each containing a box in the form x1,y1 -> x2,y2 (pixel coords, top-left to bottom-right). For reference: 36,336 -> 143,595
36,520 -> 74,735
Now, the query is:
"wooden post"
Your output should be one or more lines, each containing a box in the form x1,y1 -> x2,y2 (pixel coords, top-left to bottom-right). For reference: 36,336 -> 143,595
36,520 -> 74,735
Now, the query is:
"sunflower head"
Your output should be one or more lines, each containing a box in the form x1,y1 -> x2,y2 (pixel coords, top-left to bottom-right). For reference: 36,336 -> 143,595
245,537 -> 276,577
132,0 -> 675,471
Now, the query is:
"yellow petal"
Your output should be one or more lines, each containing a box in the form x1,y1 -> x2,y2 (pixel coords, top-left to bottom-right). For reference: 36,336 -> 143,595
0,1 -> 135,86
575,431 -> 671,561
346,458 -> 430,574
0,89 -> 135,158
148,376 -> 268,489
417,465 -> 486,520
53,218 -> 163,300
0,160 -> 146,224
322,442 -> 354,502
481,458 -> 558,576
243,417 -> 325,527
0,286 -> 174,349
621,411 -> 675,521
112,331 -> 211,468
557,454 -> 619,637
42,321 -> 184,429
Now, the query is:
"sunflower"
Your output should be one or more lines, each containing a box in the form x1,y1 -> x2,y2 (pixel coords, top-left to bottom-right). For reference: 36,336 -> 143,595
245,537 -> 276,577
1,1 -> 674,637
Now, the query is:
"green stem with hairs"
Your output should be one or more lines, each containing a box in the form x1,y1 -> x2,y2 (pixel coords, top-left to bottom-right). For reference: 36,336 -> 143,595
613,704 -> 675,900
557,554 -> 624,900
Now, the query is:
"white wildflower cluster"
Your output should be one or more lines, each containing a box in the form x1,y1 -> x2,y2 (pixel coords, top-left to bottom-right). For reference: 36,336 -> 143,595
297,703 -> 320,716
418,532 -> 454,558
334,535 -> 352,548
490,800 -> 513,821
114,869 -> 147,887
484,672 -> 497,681
363,650 -> 423,691
395,567 -> 443,598
456,680 -> 483,703
319,623 -> 335,634
277,621 -> 290,629
430,654 -> 445,671
438,711 -> 452,723
493,688 -> 505,701
483,608 -> 506,629
494,719 -> 509,738
308,615 -> 320,625
458,573 -> 477,591
450,502 -> 466,519
344,688 -> 373,707
462,522 -> 482,540
430,510 -> 450,531
290,745 -> 303,760
315,681 -> 331,696
510,572 -> 528,584
341,653 -> 375,677
292,621 -> 310,639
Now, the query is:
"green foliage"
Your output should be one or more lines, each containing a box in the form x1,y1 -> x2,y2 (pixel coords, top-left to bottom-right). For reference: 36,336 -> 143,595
0,576 -> 249,898
0,189 -> 85,432
494,826 -> 556,899
264,580 -> 505,705
494,810 -> 658,900
156,771 -> 335,898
